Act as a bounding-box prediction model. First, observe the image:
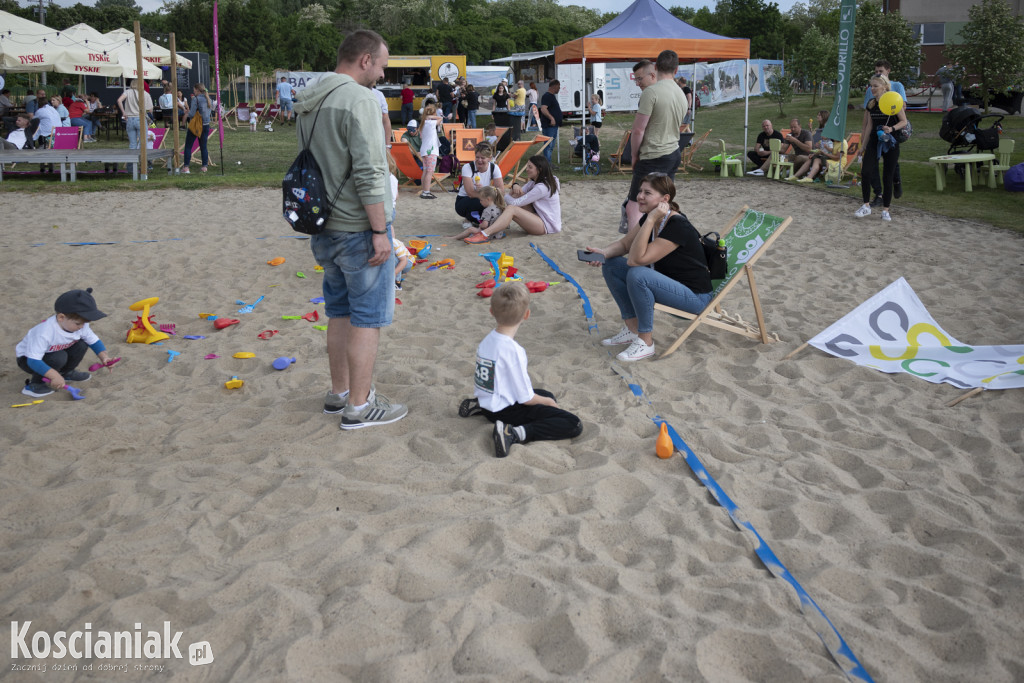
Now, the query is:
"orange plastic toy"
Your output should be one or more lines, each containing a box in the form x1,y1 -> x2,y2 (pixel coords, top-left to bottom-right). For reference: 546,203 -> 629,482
267,257 -> 286,266
656,423 -> 673,459
125,297 -> 171,344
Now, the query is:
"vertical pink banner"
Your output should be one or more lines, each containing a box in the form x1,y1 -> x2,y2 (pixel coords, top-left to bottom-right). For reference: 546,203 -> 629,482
213,0 -> 224,152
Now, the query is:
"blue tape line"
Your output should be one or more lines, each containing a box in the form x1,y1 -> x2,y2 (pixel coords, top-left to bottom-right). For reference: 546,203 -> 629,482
534,245 -> 875,683
529,243 -> 597,331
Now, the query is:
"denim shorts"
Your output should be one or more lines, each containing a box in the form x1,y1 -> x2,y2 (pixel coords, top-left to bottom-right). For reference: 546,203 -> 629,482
280,98 -> 293,112
311,228 -> 395,327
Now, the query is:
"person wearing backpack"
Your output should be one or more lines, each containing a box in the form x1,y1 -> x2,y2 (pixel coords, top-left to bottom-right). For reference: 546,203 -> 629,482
454,142 -> 505,228
291,29 -> 407,430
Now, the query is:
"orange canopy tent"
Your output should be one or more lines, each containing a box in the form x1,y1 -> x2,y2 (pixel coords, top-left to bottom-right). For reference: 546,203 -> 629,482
554,0 -> 753,162
553,0 -> 749,64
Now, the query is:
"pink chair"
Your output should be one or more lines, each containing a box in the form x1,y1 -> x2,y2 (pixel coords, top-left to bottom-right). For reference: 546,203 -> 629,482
51,127 -> 83,150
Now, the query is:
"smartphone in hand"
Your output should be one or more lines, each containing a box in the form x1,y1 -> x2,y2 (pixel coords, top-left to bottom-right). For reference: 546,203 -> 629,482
577,249 -> 605,264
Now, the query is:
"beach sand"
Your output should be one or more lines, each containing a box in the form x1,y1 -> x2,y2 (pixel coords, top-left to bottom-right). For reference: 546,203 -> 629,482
1,179 -> 1022,681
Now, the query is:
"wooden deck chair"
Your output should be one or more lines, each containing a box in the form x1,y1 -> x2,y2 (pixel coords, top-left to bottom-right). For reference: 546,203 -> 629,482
455,128 -> 484,166
235,102 -> 250,126
654,206 -> 793,358
767,138 -> 793,180
150,127 -> 168,150
712,139 -> 742,177
390,141 -> 450,194
983,138 -> 1015,186
442,122 -> 464,140
679,128 -> 710,173
609,130 -> 632,173
393,127 -> 407,143
51,126 -> 83,150
178,121 -> 221,166
837,133 -> 861,183
495,139 -> 535,182
251,102 -> 267,123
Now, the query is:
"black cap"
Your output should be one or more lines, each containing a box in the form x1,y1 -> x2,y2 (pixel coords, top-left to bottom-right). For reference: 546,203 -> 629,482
54,288 -> 107,321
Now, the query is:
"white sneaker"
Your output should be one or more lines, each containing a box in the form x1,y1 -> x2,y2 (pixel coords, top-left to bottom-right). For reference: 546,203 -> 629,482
881,210 -> 891,222
854,205 -> 871,218
746,169 -> 765,176
617,339 -> 655,361
602,327 -> 639,346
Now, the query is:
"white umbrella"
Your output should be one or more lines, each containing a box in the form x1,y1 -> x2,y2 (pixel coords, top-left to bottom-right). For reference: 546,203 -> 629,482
104,27 -> 192,69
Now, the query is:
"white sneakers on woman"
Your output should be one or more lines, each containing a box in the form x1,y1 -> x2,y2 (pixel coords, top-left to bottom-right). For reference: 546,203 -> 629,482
601,327 -> 638,346
854,205 -> 871,218
617,339 -> 655,361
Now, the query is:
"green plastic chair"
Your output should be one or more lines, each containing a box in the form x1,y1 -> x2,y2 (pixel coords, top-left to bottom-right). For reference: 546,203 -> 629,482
711,139 -> 742,178
767,137 -> 793,180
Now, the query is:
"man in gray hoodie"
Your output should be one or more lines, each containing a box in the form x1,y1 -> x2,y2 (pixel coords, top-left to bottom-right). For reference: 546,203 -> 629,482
294,29 -> 407,430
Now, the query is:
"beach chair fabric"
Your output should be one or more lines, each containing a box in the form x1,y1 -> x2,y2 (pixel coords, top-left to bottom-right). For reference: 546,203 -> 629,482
150,128 -> 168,150
494,139 -> 535,183
51,127 -> 83,150
389,141 -> 451,193
235,103 -> 250,125
654,206 -> 793,357
455,129 -> 484,165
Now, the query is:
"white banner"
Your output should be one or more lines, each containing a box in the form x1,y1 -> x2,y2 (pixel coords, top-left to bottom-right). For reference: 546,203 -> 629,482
809,278 -> 1024,390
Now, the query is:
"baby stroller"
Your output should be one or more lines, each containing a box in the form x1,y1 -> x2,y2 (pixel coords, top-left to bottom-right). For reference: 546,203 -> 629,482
939,106 -> 1004,181
571,125 -> 601,175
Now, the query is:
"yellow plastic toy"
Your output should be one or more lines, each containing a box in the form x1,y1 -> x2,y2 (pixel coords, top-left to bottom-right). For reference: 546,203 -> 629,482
225,376 -> 244,389
497,253 -> 514,273
232,352 -> 256,359
126,297 -> 171,344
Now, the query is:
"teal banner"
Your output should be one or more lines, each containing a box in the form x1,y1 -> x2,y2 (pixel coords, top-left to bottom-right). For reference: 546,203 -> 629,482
824,0 -> 857,142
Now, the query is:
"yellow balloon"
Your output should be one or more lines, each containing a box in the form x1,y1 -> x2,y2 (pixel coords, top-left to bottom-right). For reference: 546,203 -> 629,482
879,91 -> 903,116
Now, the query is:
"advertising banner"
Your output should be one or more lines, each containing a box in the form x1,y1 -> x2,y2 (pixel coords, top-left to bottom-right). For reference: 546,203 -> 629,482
824,0 -> 857,142
809,278 -> 1024,390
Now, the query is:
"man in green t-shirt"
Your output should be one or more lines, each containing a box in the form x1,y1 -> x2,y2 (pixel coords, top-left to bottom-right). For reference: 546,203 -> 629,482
625,50 -> 687,229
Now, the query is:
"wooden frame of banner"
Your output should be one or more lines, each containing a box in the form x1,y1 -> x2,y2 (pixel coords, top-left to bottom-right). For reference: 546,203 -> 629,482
779,342 -> 986,407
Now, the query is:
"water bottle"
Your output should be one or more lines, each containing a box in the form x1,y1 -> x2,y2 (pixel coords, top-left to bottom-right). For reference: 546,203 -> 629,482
877,128 -> 886,141
717,238 -> 726,253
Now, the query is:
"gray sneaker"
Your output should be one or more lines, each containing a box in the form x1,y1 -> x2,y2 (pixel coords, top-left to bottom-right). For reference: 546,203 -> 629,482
323,390 -> 347,415
62,370 -> 91,382
493,420 -> 521,458
22,382 -> 54,398
340,388 -> 408,430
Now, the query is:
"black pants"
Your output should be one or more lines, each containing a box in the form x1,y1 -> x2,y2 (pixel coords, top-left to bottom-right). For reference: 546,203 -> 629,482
861,138 -> 900,208
869,147 -> 901,198
17,340 -> 88,383
455,195 -> 483,221
747,150 -> 768,168
481,389 -> 582,443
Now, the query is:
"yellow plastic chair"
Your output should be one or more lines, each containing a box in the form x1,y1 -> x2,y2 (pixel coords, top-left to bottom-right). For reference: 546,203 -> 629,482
767,137 -> 793,180
984,138 -> 1015,187
714,139 -> 742,177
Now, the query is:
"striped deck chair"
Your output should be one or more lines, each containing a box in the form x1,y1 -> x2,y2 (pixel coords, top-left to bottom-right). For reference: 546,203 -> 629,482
654,206 -> 793,357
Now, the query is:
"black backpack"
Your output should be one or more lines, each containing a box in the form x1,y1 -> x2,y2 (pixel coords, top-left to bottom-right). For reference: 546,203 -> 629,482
283,83 -> 349,235
700,231 -> 728,280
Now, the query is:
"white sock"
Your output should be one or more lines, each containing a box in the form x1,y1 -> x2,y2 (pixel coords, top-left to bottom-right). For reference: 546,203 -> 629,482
512,425 -> 526,441
349,400 -> 368,412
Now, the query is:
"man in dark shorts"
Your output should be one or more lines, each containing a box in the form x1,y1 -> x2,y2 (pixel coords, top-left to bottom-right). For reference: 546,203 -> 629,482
625,50 -> 687,230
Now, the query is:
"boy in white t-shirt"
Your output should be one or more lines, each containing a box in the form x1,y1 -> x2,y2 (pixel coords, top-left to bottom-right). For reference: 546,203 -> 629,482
459,282 -> 582,458
15,288 -> 114,397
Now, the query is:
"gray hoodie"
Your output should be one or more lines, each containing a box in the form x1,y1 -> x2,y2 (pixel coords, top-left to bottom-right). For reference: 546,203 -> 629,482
293,73 -> 391,232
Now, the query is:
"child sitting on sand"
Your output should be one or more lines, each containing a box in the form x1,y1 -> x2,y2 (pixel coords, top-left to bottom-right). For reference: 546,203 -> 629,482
15,288 -> 114,397
458,282 -> 582,458
450,185 -> 506,241
393,237 -> 412,290
484,123 -> 498,148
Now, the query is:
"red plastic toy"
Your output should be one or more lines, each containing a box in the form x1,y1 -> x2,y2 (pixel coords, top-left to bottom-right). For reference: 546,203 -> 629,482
214,318 -> 240,330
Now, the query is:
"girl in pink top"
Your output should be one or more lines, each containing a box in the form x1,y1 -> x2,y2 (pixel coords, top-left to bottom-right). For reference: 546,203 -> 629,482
465,156 -> 561,242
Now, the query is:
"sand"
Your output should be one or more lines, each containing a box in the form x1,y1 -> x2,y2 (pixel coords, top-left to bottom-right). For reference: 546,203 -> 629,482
1,178 -> 1022,682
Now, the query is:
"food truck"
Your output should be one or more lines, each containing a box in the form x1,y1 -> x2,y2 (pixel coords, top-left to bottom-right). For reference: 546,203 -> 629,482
379,55 -> 466,120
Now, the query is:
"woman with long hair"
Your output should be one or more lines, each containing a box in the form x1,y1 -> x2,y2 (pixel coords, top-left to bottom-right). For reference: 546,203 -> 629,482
582,173 -> 713,361
464,155 -> 561,242
182,83 -> 212,173
492,82 -> 510,127
855,74 -> 908,222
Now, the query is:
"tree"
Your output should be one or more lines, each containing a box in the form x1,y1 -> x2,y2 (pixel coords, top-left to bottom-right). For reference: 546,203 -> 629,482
947,0 -> 1024,113
716,0 -> 785,59
851,2 -> 921,94
766,67 -> 793,116
790,24 -> 837,104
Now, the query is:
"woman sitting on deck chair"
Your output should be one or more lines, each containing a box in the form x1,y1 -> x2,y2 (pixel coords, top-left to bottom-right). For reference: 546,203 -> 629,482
582,173 -> 712,362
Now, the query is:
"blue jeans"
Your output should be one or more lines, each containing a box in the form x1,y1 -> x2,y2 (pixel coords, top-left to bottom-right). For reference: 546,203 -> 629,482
184,124 -> 209,168
311,227 -> 396,328
126,116 -> 141,150
466,110 -> 477,128
542,125 -> 558,160
70,117 -> 95,136
602,256 -> 712,334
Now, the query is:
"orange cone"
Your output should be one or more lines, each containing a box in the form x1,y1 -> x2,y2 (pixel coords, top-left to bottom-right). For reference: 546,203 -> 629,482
656,422 -> 673,459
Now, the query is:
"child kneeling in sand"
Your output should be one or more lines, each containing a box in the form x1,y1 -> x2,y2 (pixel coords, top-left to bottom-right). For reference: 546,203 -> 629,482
15,288 -> 114,397
459,282 -> 582,457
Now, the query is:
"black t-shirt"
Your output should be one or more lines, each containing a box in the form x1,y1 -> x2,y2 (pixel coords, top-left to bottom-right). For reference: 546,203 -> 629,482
646,213 -> 712,294
467,91 -> 479,110
493,92 -> 510,109
540,91 -> 562,126
437,82 -> 453,102
756,130 -> 784,150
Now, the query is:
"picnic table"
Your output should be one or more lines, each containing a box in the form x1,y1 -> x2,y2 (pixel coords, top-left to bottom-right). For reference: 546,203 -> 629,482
0,148 -> 173,182
929,153 -> 996,192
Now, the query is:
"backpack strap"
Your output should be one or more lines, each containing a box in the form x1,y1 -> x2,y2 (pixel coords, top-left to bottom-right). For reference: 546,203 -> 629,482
298,81 -> 349,151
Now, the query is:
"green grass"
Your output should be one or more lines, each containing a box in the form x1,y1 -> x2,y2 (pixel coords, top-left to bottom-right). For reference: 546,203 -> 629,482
3,97 -> 1021,233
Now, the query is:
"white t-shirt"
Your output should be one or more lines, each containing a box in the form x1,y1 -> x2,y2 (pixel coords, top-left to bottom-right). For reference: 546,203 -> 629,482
6,129 -> 28,149
158,92 -> 174,109
373,88 -> 388,115
474,329 -> 533,412
458,161 -> 499,198
419,117 -> 441,156
16,315 -> 100,361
